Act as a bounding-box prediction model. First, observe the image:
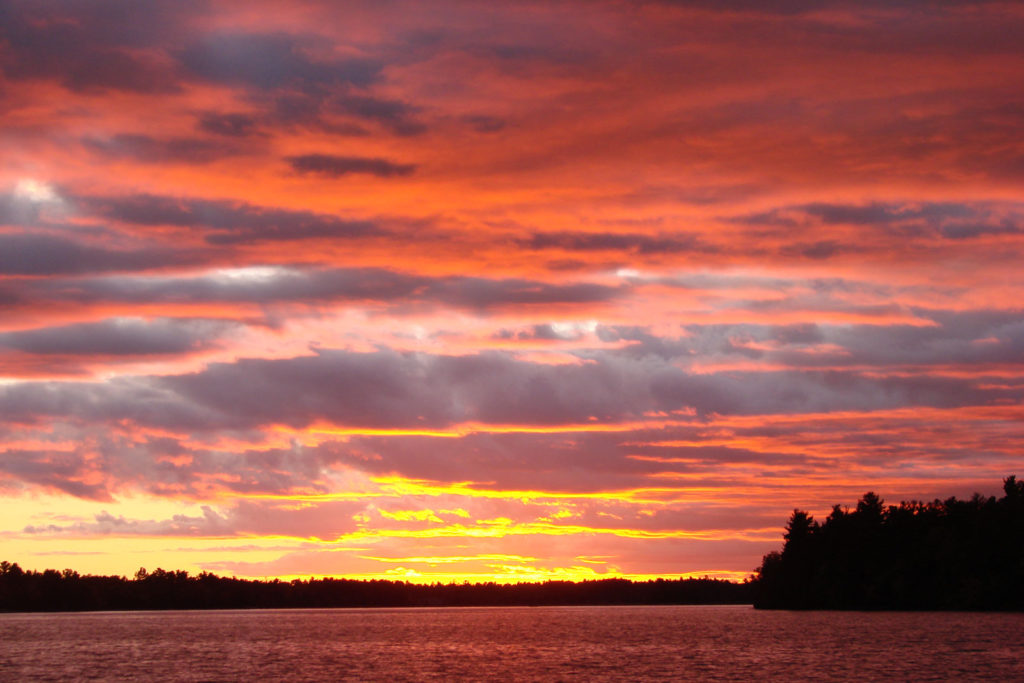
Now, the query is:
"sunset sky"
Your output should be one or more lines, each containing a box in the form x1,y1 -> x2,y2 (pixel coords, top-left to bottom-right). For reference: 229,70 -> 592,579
2,0 -> 1023,583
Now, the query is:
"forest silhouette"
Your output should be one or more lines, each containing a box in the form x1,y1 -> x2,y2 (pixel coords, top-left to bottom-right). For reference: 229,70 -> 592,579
754,475 -> 1024,610
0,565 -> 748,612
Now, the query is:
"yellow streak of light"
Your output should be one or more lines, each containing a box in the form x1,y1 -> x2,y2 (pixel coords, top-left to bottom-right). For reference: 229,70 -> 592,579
379,508 -> 444,523
371,477 -> 728,505
310,421 -> 669,439
333,521 -> 778,543
313,428 -> 463,438
231,477 -> 727,506
359,554 -> 539,564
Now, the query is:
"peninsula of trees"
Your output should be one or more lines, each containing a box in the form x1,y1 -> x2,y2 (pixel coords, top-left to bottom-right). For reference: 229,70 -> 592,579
0,567 -> 750,613
754,475 -> 1024,610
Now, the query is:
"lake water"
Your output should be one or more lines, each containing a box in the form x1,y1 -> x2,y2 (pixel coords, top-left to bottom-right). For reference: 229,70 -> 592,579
1,605 -> 1021,681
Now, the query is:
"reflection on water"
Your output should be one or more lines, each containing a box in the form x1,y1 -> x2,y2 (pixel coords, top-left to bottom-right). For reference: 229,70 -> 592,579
1,605 -> 1021,681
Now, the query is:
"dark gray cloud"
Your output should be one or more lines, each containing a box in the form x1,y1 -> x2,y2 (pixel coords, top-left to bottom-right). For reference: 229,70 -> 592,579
736,201 -> 969,228
521,231 -> 713,254
82,134 -> 246,164
647,1 -> 1024,65
0,232 -> 198,276
0,348 -> 1014,437
0,431 -> 340,501
0,318 -> 232,356
245,84 -> 425,137
650,0 -> 978,14
17,267 -> 622,312
598,309 -> 1024,371
196,112 -> 260,138
178,31 -> 380,91
329,95 -> 426,136
778,240 -> 844,260
775,309 -> 1024,369
287,154 -> 417,178
427,277 -> 618,310
462,115 -> 506,133
0,0 -> 189,93
175,30 -> 427,135
81,193 -> 384,244
0,1 -> 428,133
146,349 -> 630,432
24,268 -> 418,308
732,201 -> 1024,241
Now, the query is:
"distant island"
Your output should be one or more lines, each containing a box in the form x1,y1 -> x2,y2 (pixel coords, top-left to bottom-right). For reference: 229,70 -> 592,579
753,475 -> 1024,611
0,566 -> 750,612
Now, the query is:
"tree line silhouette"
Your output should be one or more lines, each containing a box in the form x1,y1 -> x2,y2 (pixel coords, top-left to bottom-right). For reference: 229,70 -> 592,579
754,475 -> 1024,610
0,563 -> 751,612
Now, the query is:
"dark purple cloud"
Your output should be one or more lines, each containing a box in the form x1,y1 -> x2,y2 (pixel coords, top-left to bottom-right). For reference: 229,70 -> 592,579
196,112 -> 260,138
731,201 -> 1024,241
462,115 -> 506,133
80,193 -> 384,244
1,448 -> 111,499
328,95 -> 426,136
287,154 -> 417,178
596,310 -> 1024,371
0,348 -> 1015,437
0,0 -> 189,93
82,134 -> 248,165
177,31 -> 426,136
0,430 -> 345,501
0,318 -> 233,356
521,231 -> 714,255
428,277 -> 618,310
648,0 -> 987,14
1,1 -> 430,137
0,233 -> 198,276
178,31 -> 381,91
14,267 -> 623,312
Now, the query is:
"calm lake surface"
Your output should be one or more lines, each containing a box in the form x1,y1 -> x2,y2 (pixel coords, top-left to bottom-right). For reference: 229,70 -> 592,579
1,605 -> 1021,681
